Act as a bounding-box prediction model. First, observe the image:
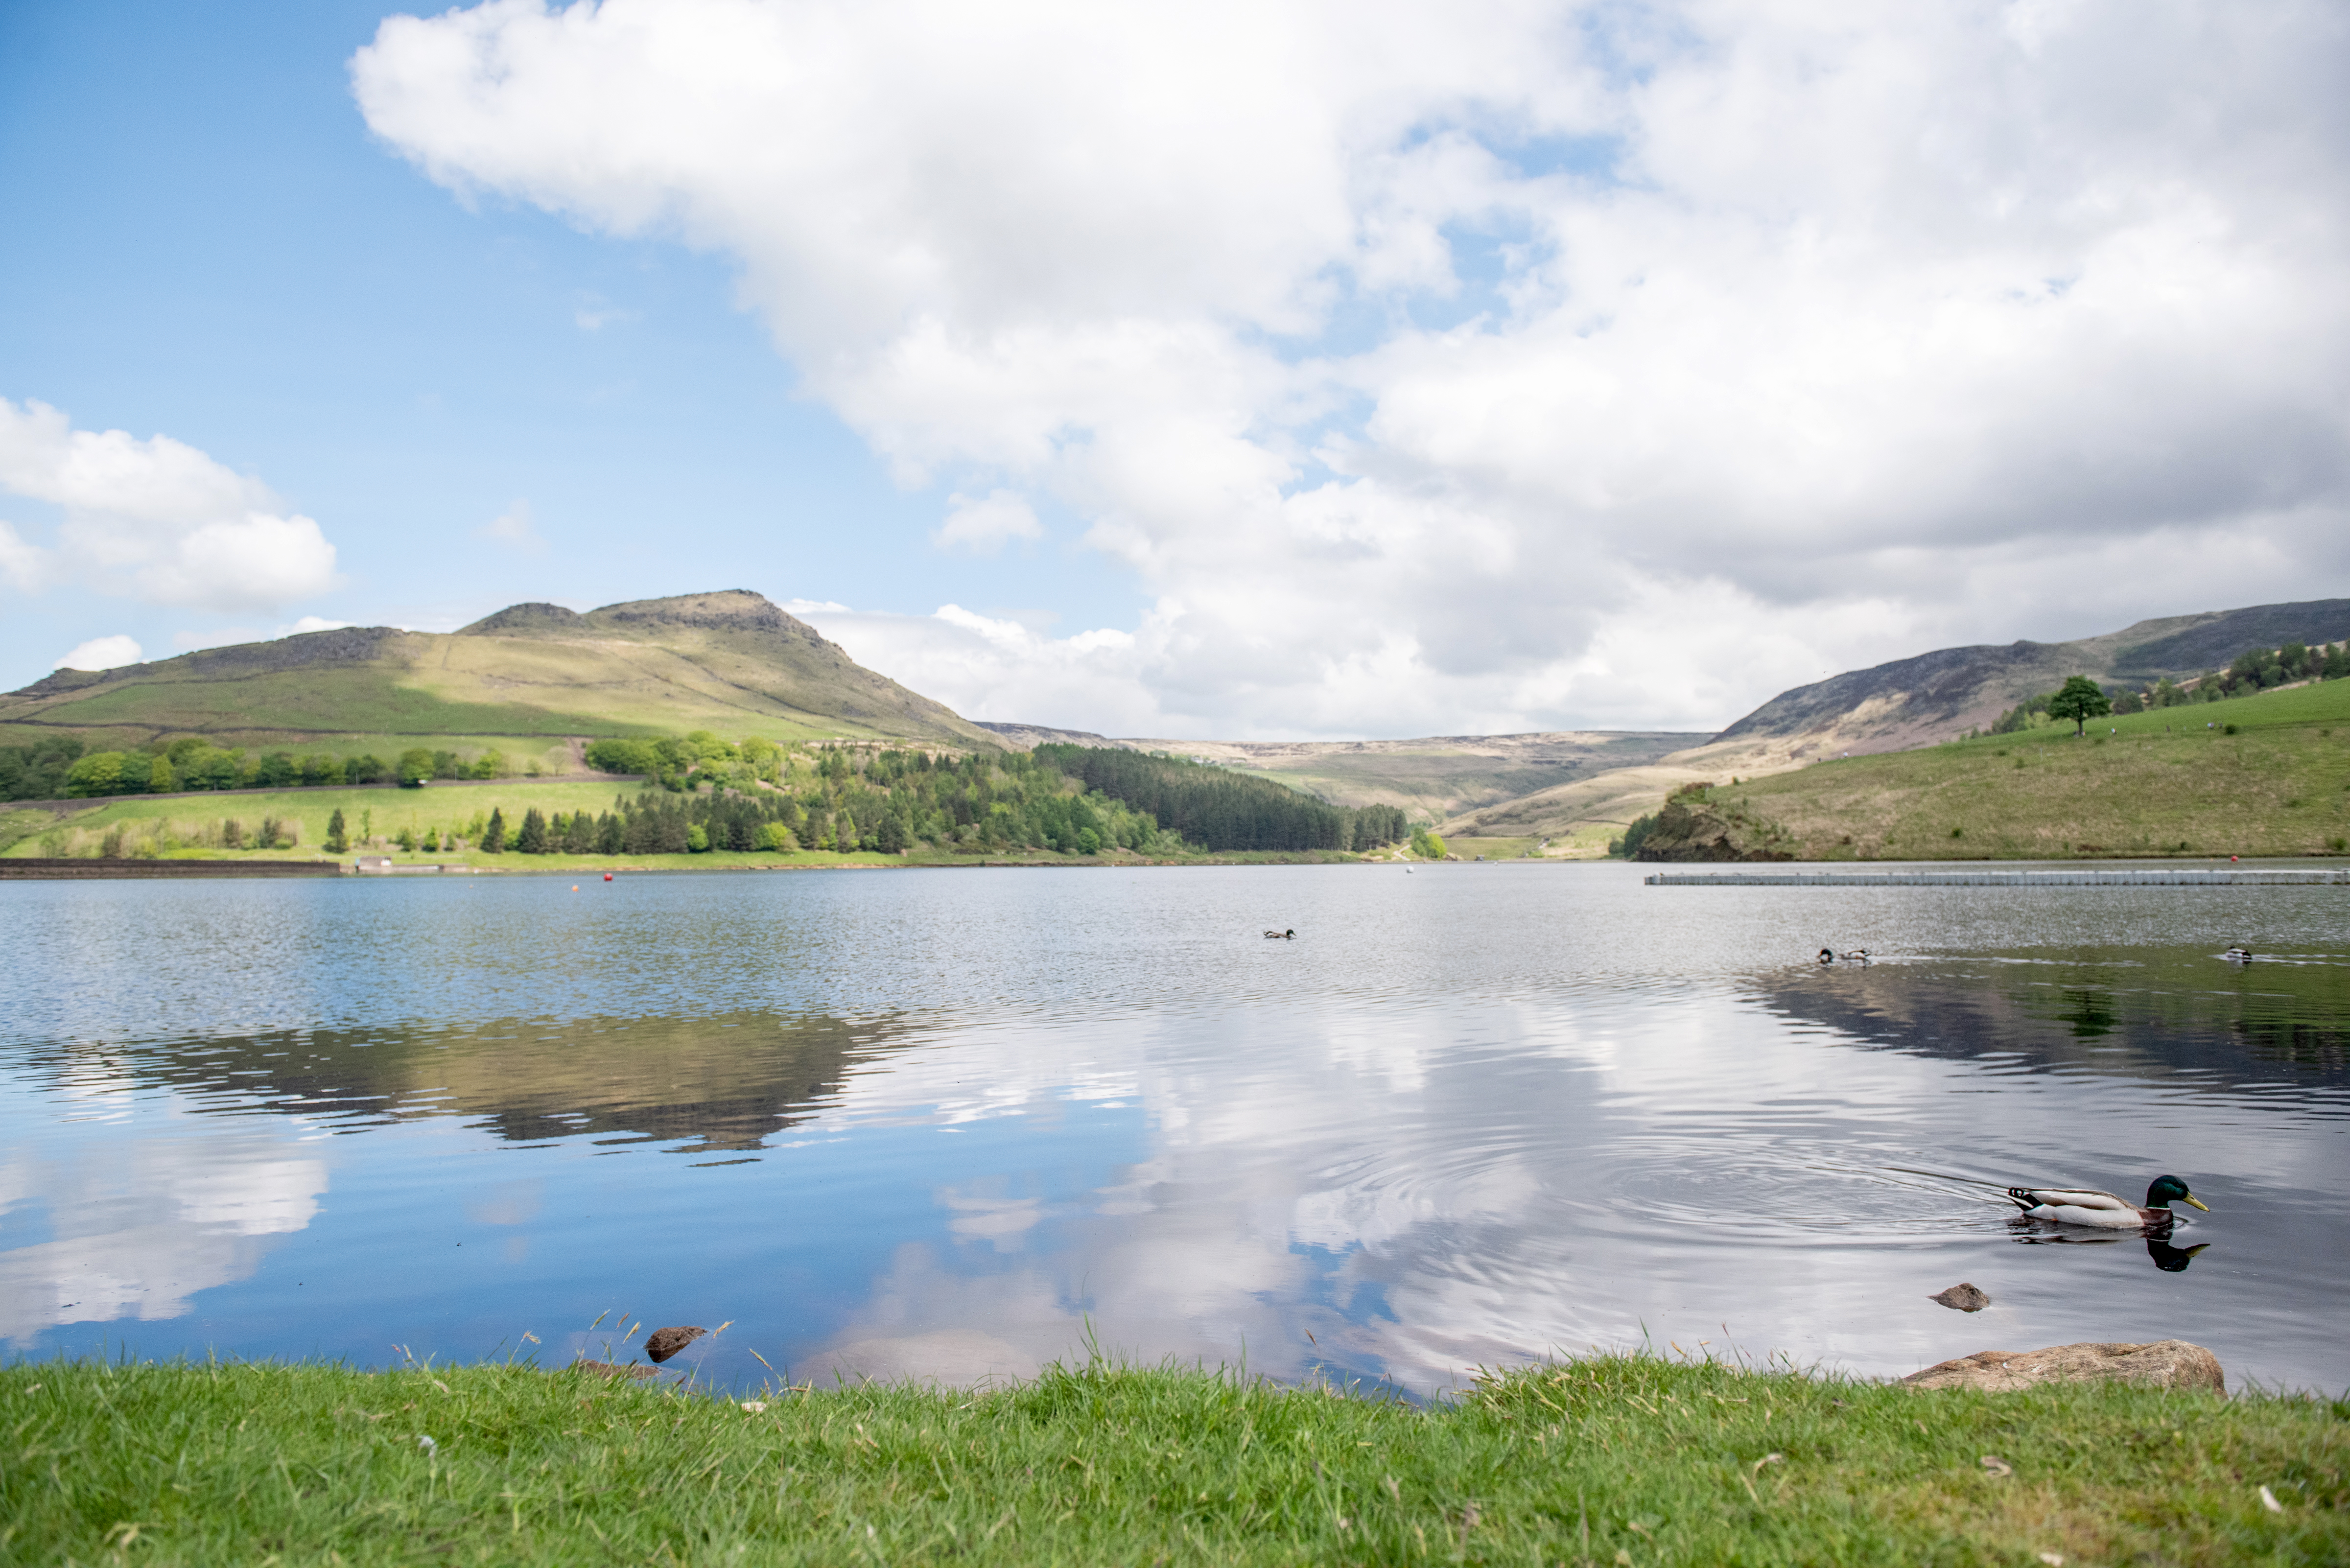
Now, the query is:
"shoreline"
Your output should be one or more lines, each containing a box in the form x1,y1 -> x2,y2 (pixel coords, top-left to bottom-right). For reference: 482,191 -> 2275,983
3,846 -> 2342,877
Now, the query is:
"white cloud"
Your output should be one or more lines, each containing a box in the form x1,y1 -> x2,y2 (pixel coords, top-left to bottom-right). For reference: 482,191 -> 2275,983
796,601 -> 1166,730
0,522 -> 47,592
355,0 -> 2350,734
573,292 -> 633,330
933,489 -> 1043,554
0,399 -> 342,615
0,1128 -> 326,1345
478,497 -> 547,553
55,634 -> 144,672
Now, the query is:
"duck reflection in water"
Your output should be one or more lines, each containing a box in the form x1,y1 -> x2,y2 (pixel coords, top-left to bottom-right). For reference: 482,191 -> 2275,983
2006,1223 -> 2213,1271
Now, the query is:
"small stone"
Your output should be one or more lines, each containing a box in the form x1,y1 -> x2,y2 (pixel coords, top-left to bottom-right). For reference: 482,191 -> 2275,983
644,1325 -> 707,1363
1929,1283 -> 1991,1312
1903,1340 -> 2224,1394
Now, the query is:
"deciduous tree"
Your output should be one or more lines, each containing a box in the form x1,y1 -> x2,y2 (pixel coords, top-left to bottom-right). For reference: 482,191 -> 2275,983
2045,675 -> 2113,736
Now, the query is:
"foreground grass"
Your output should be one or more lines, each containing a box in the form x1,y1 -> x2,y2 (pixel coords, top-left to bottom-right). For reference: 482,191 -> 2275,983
3,1357 -> 2343,1565
1726,678 -> 2350,860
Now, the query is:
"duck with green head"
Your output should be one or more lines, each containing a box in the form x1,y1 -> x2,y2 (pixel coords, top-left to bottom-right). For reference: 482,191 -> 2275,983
2006,1174 -> 2209,1230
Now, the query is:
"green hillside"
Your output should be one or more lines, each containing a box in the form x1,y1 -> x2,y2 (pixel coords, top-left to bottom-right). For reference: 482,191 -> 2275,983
1706,677 -> 2350,860
0,590 -> 997,772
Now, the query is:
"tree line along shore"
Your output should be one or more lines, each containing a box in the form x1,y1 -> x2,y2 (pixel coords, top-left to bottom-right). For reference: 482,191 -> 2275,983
0,1354 -> 2338,1565
1,739 -> 1419,865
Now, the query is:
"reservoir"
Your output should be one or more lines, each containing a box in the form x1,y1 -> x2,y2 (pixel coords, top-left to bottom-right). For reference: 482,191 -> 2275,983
1,863 -> 2343,1395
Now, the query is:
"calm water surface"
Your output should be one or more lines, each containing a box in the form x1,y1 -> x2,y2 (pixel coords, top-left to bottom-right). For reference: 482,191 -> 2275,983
2,864 -> 2344,1396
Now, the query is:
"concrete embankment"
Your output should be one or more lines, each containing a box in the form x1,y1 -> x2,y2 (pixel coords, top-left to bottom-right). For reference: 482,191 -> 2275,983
0,857 -> 346,879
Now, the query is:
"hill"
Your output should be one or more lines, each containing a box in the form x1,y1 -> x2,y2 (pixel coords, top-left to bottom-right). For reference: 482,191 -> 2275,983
1442,599 -> 2350,850
1674,675 -> 2350,861
978,726 -> 1705,821
1716,598 -> 2350,754
0,590 -> 1000,762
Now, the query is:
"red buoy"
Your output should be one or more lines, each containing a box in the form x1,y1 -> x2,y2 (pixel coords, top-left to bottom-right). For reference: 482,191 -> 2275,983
604,872 -> 614,881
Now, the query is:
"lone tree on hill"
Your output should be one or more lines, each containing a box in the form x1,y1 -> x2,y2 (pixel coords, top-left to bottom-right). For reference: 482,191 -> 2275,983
2046,674 -> 2113,736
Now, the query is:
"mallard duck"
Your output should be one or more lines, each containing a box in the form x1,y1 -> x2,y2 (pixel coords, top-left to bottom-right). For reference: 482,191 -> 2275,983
1263,928 -> 1295,939
1839,948 -> 1870,962
2223,945 -> 2253,961
2006,1174 -> 2209,1230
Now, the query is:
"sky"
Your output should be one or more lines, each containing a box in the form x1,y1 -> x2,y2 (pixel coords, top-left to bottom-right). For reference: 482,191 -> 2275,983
3,0 -> 2347,740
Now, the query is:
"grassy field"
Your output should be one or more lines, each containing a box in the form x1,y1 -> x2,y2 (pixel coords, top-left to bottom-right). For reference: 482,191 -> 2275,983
0,783 -> 1372,868
2,1354 -> 2340,1565
1433,835 -> 1543,860
1721,678 -> 2350,860
0,782 -> 646,861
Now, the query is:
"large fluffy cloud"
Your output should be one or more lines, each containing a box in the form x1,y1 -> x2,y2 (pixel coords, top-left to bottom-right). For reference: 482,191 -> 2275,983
354,0 -> 2350,734
0,399 -> 341,616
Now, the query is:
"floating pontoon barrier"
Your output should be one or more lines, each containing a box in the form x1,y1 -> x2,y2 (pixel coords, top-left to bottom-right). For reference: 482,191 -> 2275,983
1644,868 -> 2349,887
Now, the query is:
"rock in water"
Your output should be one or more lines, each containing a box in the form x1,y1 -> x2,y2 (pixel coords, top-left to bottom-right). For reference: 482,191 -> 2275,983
1902,1340 -> 2223,1393
1929,1283 -> 1991,1312
644,1325 -> 707,1363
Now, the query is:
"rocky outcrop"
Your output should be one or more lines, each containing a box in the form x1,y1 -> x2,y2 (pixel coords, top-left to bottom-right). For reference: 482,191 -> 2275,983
1633,798 -> 1796,862
1902,1340 -> 2224,1393
1928,1283 -> 1990,1312
588,589 -> 824,641
458,601 -> 585,634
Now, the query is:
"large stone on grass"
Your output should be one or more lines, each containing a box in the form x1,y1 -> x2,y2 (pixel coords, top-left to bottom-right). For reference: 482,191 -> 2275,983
644,1325 -> 707,1363
1903,1340 -> 2223,1394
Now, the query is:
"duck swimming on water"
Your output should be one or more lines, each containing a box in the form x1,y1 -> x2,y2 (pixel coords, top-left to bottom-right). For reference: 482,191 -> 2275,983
1264,928 -> 1295,939
2006,1175 -> 2209,1231
2224,945 -> 2253,961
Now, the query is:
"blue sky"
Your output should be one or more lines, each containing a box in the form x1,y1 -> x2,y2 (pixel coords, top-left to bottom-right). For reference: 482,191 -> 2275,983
5,2 -> 2345,737
0,1 -> 1133,692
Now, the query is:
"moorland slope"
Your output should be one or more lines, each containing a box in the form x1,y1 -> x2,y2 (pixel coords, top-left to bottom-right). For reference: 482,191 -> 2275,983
0,590 -> 997,758
1443,599 -> 2350,850
978,725 -> 1705,820
1717,598 -> 2350,756
1689,676 -> 2350,861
